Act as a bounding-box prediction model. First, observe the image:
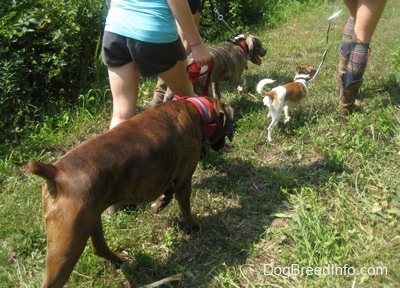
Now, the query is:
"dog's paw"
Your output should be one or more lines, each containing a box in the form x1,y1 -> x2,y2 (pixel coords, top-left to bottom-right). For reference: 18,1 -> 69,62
120,250 -> 129,261
177,219 -> 200,234
151,193 -> 173,214
108,251 -> 128,269
220,144 -> 235,153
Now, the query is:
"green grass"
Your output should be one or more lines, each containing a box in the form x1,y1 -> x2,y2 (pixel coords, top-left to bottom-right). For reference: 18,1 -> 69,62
1,1 -> 400,287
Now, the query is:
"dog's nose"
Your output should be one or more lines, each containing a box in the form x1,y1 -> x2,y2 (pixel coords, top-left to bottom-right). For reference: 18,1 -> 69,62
259,48 -> 267,57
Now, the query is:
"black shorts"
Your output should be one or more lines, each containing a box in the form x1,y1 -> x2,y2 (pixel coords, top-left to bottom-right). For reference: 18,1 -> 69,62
188,0 -> 201,14
102,31 -> 187,77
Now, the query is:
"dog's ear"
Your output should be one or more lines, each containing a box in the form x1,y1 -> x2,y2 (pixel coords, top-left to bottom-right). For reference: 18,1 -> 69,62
27,160 -> 58,181
296,66 -> 304,73
210,105 -> 233,151
310,67 -> 317,77
297,65 -> 315,75
27,160 -> 58,198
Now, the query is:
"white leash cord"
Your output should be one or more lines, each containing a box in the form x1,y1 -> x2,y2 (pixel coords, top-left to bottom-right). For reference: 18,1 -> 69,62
310,8 -> 342,81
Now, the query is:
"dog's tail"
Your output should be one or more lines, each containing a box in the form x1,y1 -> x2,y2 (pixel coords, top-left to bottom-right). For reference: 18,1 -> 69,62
27,160 -> 57,181
256,78 -> 276,95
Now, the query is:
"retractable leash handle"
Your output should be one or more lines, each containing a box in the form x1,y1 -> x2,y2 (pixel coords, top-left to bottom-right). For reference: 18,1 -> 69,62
186,58 -> 214,95
186,62 -> 210,82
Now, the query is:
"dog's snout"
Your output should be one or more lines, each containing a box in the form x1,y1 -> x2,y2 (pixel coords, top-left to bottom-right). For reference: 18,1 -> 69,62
259,47 -> 267,57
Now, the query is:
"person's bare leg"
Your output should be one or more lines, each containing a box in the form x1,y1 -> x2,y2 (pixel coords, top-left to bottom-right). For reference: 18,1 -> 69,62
343,0 -> 358,18
107,62 -> 140,213
159,59 -> 195,97
152,10 -> 201,106
108,62 -> 140,129
353,0 -> 388,43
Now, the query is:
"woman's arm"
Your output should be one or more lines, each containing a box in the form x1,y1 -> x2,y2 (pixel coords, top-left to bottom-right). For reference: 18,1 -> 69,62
167,0 -> 212,67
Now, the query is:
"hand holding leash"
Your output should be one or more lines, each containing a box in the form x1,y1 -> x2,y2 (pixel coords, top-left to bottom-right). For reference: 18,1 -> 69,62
189,39 -> 212,67
187,58 -> 214,95
187,61 -> 211,82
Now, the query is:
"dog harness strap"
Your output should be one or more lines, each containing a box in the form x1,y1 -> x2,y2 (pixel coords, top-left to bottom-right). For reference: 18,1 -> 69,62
293,76 -> 310,86
237,39 -> 248,55
229,35 -> 248,56
187,97 -> 211,123
184,97 -> 217,139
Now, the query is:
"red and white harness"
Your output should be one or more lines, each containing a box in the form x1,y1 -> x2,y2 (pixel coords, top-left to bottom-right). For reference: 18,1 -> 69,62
174,95 -> 218,139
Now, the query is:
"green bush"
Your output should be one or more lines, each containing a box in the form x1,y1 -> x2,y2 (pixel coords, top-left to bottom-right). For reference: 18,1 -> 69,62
0,0 -> 107,139
200,0 -> 324,42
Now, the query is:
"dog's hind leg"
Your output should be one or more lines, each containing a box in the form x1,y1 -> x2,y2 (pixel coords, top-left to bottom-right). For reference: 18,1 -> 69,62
90,216 -> 126,267
283,105 -> 291,124
41,204 -> 93,287
268,115 -> 280,143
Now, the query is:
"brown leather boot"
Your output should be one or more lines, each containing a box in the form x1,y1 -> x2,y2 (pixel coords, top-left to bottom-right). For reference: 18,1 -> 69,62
338,50 -> 349,77
151,78 -> 167,107
339,78 -> 362,115
337,50 -> 349,91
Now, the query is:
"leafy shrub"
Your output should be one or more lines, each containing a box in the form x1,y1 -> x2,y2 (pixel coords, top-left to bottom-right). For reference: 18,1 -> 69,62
199,0 -> 324,42
0,0 -> 107,140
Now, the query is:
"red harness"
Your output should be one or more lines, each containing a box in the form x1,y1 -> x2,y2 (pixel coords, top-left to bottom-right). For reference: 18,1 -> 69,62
229,34 -> 249,56
237,38 -> 249,56
174,95 -> 218,139
175,59 -> 218,139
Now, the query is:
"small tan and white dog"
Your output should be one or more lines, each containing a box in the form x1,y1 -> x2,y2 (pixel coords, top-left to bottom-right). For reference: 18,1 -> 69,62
256,65 -> 316,142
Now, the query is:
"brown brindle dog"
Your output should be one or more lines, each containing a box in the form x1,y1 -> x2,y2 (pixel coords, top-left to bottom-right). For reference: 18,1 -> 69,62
27,97 -> 234,288
163,34 -> 267,101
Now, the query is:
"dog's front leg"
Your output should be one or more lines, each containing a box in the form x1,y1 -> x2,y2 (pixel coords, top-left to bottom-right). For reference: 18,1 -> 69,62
237,77 -> 246,93
175,179 -> 198,231
90,217 -> 126,267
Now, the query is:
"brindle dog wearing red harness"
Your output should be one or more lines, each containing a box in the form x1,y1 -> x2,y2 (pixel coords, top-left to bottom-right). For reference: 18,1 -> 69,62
27,97 -> 233,288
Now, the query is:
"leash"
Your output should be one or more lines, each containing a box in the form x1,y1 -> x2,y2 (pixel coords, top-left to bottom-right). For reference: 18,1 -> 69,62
213,7 -> 238,35
212,7 -> 250,58
310,6 -> 342,81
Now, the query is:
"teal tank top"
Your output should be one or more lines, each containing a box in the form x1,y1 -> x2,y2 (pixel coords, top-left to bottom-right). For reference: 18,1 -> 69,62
105,0 -> 179,43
